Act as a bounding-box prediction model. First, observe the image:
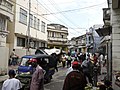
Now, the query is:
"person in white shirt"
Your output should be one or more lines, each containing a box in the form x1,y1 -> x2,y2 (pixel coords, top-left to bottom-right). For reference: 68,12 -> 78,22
2,70 -> 22,90
99,54 -> 104,74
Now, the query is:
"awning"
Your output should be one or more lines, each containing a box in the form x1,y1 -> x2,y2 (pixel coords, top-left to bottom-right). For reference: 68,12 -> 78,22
95,26 -> 112,37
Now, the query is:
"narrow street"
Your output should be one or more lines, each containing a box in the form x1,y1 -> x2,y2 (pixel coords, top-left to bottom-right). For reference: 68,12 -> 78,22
0,67 -> 68,90
44,67 -> 67,90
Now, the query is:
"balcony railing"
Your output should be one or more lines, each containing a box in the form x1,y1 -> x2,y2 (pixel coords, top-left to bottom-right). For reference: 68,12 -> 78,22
0,0 -> 13,21
48,37 -> 67,42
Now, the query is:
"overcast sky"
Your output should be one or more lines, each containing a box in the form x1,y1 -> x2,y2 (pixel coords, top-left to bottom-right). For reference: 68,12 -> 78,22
38,0 -> 108,39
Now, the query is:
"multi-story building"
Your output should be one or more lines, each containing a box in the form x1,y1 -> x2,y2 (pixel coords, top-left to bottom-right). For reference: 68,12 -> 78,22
87,25 -> 102,54
96,0 -> 120,89
110,0 -> 120,89
7,0 -> 48,57
0,0 -> 14,75
68,34 -> 86,53
96,7 -> 111,55
47,24 -> 68,52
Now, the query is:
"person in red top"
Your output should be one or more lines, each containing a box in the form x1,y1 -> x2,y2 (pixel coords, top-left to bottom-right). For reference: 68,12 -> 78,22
63,61 -> 87,90
93,53 -> 98,65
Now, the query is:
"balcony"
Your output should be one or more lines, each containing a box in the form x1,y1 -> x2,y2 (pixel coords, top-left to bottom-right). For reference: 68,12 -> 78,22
48,37 -> 67,42
103,8 -> 110,25
0,0 -> 14,21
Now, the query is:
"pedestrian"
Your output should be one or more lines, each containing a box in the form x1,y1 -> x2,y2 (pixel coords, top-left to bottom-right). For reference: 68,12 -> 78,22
93,53 -> 98,65
10,49 -> 19,66
30,59 -> 44,90
81,54 -> 94,85
99,53 -> 104,74
51,53 -> 58,72
8,56 -> 12,66
66,61 -> 83,76
62,54 -> 66,68
2,69 -> 22,90
63,61 -> 87,90
103,54 -> 107,67
66,53 -> 72,68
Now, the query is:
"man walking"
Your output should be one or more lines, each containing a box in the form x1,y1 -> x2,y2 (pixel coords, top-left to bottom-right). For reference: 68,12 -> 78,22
10,49 -> 18,66
81,54 -> 94,85
63,61 -> 87,90
2,70 -> 22,90
30,59 -> 44,90
66,54 -> 72,68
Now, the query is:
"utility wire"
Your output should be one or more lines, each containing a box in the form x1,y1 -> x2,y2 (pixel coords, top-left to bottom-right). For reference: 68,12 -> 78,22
9,0 -> 51,22
47,0 -> 85,34
42,2 -> 105,15
39,0 -> 87,31
10,0 -> 87,36
42,0 -> 85,34
38,0 -> 83,35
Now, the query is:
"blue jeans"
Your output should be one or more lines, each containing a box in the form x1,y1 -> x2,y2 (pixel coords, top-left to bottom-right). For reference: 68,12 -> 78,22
12,58 -> 17,66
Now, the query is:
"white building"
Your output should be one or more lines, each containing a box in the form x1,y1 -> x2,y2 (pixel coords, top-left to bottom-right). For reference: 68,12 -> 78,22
7,0 -> 48,57
0,0 -> 14,75
68,34 -> 86,53
47,24 -> 68,52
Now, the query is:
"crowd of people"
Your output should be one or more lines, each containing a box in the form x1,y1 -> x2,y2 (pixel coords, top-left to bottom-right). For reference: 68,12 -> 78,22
3,49 -> 113,90
62,50 -> 113,90
2,58 -> 45,90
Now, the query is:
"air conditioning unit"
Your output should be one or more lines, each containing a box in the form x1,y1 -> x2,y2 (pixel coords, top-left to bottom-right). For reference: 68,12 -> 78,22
30,42 -> 34,47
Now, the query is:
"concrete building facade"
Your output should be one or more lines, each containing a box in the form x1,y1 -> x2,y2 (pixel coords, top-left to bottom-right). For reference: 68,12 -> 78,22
111,0 -> 120,89
47,24 -> 68,52
0,0 -> 14,75
96,0 -> 120,89
68,34 -> 86,53
7,0 -> 48,57
87,25 -> 102,54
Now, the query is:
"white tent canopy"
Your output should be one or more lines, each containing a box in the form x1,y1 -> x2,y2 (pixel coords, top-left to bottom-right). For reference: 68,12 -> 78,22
44,48 -> 61,55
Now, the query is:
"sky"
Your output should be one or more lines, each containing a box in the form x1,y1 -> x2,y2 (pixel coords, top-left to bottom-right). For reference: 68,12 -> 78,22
38,0 -> 108,40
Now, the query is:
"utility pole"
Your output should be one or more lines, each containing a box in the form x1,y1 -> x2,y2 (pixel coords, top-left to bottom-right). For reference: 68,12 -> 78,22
86,29 -> 89,58
27,0 -> 31,55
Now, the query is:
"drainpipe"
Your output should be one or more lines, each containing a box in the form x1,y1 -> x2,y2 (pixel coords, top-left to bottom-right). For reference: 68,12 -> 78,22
106,36 -> 112,81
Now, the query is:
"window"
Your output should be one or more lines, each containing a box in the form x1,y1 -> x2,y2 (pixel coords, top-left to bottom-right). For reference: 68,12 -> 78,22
41,21 -> 45,33
34,41 -> 39,48
76,41 -> 78,44
48,31 -> 50,37
52,32 -> 54,37
34,16 -> 37,29
0,0 -> 2,5
0,16 -> 5,31
61,35 -> 63,38
17,37 -> 25,47
36,19 -> 39,30
41,42 -> 45,47
19,8 -> 27,25
30,14 -> 33,27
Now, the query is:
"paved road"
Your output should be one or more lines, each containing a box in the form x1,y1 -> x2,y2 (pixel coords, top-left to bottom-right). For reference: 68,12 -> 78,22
44,67 -> 67,90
